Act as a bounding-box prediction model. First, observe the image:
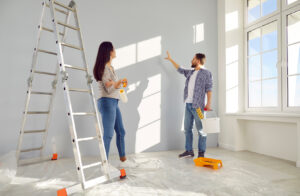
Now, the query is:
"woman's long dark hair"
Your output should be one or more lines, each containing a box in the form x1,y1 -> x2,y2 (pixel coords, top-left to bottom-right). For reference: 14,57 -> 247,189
93,42 -> 114,81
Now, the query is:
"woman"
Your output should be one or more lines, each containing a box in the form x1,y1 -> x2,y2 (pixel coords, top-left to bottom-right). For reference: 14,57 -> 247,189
93,41 -> 127,162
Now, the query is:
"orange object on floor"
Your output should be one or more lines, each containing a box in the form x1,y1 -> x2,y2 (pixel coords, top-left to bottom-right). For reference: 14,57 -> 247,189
120,168 -> 126,179
51,153 -> 58,160
57,188 -> 67,196
194,157 -> 223,170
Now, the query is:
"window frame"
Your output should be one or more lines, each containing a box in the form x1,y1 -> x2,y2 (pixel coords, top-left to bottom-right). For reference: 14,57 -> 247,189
282,0 -> 300,11
244,0 -> 281,29
244,0 -> 300,113
282,3 -> 300,112
244,15 -> 282,112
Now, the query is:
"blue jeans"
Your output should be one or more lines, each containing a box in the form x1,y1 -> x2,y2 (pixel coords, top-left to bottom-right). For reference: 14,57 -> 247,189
97,97 -> 126,158
184,103 -> 207,153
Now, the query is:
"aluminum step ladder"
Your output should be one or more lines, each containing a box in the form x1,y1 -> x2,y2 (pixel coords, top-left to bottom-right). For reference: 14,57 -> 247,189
16,1 -> 126,195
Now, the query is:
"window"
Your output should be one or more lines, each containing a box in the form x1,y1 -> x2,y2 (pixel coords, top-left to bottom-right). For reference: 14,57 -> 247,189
287,10 -> 300,107
287,0 -> 299,5
247,21 -> 279,107
248,0 -> 278,23
245,0 -> 300,112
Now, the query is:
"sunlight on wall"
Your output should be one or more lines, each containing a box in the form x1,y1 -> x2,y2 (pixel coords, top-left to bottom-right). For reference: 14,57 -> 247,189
113,44 -> 136,70
135,74 -> 161,153
193,23 -> 204,44
226,45 -> 239,113
137,36 -> 162,62
226,11 -> 238,32
114,36 -> 162,70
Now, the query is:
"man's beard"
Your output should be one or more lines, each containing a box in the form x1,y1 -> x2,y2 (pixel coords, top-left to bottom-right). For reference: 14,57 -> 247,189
191,64 -> 197,68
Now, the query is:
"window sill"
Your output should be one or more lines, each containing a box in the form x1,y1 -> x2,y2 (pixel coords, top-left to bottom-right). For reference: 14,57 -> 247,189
225,112 -> 300,123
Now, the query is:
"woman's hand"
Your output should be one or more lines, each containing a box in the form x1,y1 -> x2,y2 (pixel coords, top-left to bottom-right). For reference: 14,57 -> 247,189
121,78 -> 128,87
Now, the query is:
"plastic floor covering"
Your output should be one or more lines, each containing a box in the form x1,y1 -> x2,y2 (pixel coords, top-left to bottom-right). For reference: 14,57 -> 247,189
1,148 -> 300,196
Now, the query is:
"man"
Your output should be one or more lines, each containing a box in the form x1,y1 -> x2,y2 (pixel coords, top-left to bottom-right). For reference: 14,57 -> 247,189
165,51 -> 213,158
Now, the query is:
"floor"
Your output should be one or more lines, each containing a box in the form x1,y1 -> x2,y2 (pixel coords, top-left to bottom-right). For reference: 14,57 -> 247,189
1,148 -> 300,196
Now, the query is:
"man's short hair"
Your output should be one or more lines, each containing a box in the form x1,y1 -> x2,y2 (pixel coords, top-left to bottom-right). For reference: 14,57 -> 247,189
196,53 -> 206,64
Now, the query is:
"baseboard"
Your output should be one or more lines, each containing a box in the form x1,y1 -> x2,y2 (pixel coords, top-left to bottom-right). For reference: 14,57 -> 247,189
219,142 -> 245,151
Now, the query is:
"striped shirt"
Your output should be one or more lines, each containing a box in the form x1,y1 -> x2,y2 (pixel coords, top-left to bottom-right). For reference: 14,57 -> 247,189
177,67 -> 213,110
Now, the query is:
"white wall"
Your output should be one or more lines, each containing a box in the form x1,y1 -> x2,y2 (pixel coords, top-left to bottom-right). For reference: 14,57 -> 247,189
218,0 -> 300,165
0,0 -> 218,158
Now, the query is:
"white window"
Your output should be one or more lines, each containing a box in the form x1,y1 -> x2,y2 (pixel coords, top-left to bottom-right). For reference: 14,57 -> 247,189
247,0 -> 278,23
286,9 -> 300,107
247,21 -> 279,108
245,0 -> 300,112
287,0 -> 299,5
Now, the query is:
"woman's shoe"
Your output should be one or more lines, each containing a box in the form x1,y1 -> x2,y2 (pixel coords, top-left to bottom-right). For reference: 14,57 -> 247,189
120,156 -> 127,162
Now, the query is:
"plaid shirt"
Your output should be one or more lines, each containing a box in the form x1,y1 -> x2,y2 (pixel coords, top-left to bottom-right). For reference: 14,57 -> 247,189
177,67 -> 213,110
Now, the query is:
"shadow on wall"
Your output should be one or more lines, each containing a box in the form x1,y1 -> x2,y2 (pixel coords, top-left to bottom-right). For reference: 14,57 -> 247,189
0,0 -> 218,157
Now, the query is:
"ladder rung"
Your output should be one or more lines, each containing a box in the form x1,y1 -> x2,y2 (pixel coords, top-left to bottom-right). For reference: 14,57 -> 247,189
61,42 -> 83,50
20,147 -> 43,153
54,1 -> 75,12
82,162 -> 102,170
64,64 -> 87,71
77,136 -> 97,142
34,70 -> 56,76
27,111 -> 49,114
57,21 -> 79,31
31,91 -> 53,95
41,26 -> 64,36
37,49 -> 57,55
84,175 -> 108,189
73,112 -> 96,116
69,88 -> 91,93
24,129 -> 46,134
45,3 -> 69,15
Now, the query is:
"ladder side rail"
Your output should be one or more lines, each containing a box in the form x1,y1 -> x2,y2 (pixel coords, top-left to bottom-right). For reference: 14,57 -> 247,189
49,0 -> 86,184
40,7 -> 73,158
16,1 -> 47,164
73,4 -> 110,179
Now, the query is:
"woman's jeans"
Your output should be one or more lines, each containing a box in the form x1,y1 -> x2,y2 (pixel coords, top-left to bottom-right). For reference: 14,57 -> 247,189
184,103 -> 207,153
97,97 -> 126,159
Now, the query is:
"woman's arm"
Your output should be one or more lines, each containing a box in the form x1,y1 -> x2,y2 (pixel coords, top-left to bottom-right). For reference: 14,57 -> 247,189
105,79 -> 126,89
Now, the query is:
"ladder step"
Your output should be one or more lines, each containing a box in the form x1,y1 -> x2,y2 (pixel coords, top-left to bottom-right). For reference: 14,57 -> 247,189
31,91 -> 53,95
54,1 -> 75,12
69,88 -> 91,93
83,175 -> 109,189
20,147 -> 43,153
27,111 -> 50,114
34,70 -> 56,76
64,64 -> 87,71
61,42 -> 83,50
37,49 -> 57,55
45,3 -> 69,15
72,112 -> 96,116
82,162 -> 102,170
41,26 -> 64,36
77,136 -> 97,142
57,21 -> 79,31
24,129 -> 46,134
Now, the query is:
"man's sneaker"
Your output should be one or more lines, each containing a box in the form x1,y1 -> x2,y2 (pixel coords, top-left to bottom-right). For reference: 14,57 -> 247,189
178,151 -> 194,158
198,152 -> 205,158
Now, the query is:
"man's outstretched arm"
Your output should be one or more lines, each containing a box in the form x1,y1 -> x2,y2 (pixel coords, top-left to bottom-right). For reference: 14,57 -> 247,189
164,51 -> 180,69
164,51 -> 190,77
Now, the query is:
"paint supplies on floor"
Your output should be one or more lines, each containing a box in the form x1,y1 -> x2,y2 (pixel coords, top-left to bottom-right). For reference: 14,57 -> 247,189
194,157 -> 223,170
